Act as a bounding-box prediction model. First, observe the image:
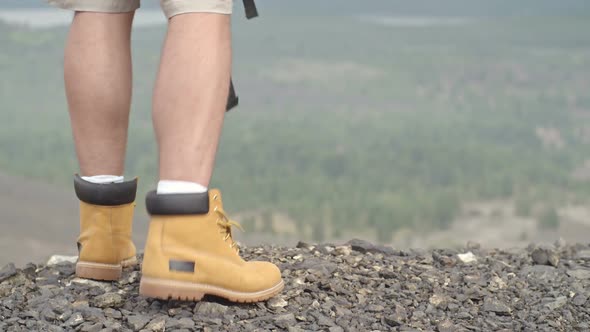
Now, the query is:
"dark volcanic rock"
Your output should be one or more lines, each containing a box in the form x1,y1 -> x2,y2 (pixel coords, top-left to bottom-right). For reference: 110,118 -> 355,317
127,314 -> 150,331
92,292 -> 124,308
2,241 -> 590,331
346,238 -> 397,255
0,263 -> 17,282
531,247 -> 559,267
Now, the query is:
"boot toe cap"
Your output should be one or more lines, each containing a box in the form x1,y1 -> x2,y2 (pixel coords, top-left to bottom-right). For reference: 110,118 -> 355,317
248,261 -> 283,291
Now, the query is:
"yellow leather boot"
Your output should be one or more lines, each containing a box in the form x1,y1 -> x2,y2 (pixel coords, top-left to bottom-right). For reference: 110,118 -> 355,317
74,175 -> 138,281
139,189 -> 284,302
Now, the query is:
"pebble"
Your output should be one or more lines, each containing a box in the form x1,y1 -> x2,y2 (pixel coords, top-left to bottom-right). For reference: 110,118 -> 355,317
268,297 -> 288,309
531,248 -> 559,267
572,294 -> 587,306
65,312 -> 84,327
457,252 -> 477,264
346,238 -> 396,255
483,298 -> 511,314
145,316 -> 166,332
46,255 -> 78,266
92,292 -> 124,308
275,313 -> 297,328
127,315 -> 150,331
0,263 -> 17,282
429,294 -> 449,309
437,319 -> 456,332
544,296 -> 568,310
195,302 -> 228,317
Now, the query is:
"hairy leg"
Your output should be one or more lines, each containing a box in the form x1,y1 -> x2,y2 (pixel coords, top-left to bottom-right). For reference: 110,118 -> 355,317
152,13 -> 231,186
65,12 -> 135,176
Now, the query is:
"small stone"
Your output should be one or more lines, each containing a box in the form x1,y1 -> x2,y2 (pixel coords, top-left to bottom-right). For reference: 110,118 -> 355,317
0,263 -> 17,282
567,269 -> 590,279
46,255 -> 78,266
121,271 -> 139,285
91,292 -> 123,308
367,304 -> 385,312
274,313 -> 297,328
177,318 -> 195,329
202,317 -> 222,325
80,322 -> 103,332
412,310 -> 426,320
531,248 -> 549,265
531,248 -> 559,267
58,310 -> 72,322
429,294 -> 449,309
65,312 -> 84,327
334,246 -> 352,256
127,315 -> 150,331
519,265 -> 559,280
53,262 -> 75,277
104,308 -> 122,319
288,327 -> 305,332
545,296 -> 568,310
69,277 -> 112,291
328,327 -> 344,332
346,238 -> 395,255
458,252 -> 477,264
268,297 -> 288,309
145,316 -> 166,332
437,319 -> 455,332
312,312 -> 335,326
572,294 -> 587,306
483,298 -> 511,314
50,297 -> 70,314
195,302 -> 228,317
346,238 -> 371,253
296,241 -> 314,249
489,276 -> 507,290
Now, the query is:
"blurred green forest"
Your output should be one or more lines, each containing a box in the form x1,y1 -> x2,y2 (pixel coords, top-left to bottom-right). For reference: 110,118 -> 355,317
1,3 -> 590,242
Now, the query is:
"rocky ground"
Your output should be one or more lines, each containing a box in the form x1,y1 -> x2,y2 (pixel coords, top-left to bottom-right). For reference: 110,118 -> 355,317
0,240 -> 589,332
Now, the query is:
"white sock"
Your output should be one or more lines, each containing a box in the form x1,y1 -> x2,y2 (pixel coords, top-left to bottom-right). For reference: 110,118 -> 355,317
81,175 -> 125,184
157,180 -> 208,195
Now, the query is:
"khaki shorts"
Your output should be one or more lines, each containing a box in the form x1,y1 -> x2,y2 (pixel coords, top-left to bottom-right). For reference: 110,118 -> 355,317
47,0 -> 233,19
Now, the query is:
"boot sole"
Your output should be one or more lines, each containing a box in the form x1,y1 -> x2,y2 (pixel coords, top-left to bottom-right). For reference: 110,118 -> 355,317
139,276 -> 284,303
76,256 -> 137,281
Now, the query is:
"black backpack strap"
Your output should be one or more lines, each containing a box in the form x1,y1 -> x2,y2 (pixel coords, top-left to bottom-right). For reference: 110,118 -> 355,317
226,79 -> 239,112
226,0 -> 258,112
243,0 -> 259,19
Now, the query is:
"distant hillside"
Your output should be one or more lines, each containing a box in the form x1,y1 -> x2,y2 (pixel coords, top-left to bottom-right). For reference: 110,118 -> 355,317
1,5 -> 590,259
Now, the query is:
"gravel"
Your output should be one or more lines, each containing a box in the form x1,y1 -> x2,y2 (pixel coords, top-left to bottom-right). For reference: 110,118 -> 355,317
0,240 -> 589,331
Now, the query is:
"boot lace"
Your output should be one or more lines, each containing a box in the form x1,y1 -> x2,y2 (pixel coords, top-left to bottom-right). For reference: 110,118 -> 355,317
215,207 -> 244,254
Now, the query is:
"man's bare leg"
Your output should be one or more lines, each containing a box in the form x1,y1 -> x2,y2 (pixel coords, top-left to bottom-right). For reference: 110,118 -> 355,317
65,12 -> 134,176
140,12 -> 283,302
152,13 -> 231,186
65,12 -> 139,282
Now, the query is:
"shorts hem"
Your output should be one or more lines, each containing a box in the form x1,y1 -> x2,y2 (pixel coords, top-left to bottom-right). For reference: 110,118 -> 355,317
162,0 -> 233,19
46,0 -> 140,13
